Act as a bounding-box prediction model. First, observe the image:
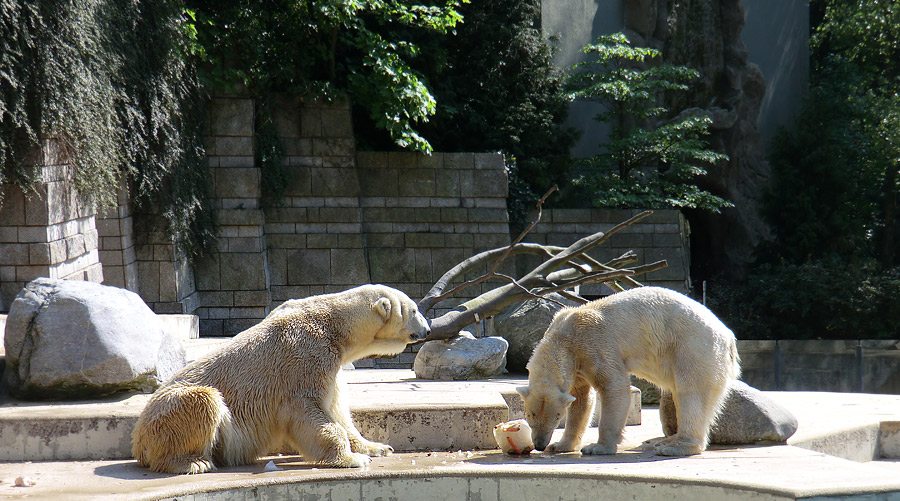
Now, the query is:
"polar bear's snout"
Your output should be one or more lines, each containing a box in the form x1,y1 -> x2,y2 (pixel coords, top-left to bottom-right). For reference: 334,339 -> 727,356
532,433 -> 552,452
410,311 -> 431,341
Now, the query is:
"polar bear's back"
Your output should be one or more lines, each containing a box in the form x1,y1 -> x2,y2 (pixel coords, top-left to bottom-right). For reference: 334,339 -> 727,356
593,287 -> 731,337
554,286 -> 739,391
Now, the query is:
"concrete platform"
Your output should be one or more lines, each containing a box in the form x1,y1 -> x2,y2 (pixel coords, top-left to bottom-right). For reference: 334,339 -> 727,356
2,337 -> 900,500
1,366 -> 900,500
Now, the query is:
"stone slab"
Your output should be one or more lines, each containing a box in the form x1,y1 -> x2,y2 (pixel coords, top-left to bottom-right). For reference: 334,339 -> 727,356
2,393 -> 900,500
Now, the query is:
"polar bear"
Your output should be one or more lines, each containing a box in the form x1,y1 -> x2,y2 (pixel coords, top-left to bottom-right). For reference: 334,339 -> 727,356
516,286 -> 739,457
132,284 -> 430,474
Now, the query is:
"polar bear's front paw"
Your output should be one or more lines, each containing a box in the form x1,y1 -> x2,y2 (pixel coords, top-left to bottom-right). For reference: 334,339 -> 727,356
581,442 -> 617,455
544,441 -> 577,453
344,452 -> 372,468
362,441 -> 394,457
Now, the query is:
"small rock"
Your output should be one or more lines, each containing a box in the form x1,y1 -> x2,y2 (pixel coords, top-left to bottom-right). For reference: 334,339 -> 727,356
263,460 -> 282,472
15,476 -> 36,487
413,331 -> 507,380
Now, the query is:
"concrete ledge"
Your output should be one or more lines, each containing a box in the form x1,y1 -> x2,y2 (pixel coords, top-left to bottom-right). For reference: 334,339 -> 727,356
157,314 -> 199,342
3,398 -> 900,500
0,368 -> 513,462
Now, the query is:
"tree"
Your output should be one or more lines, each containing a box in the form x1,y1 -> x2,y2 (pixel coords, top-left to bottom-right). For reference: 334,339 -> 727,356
565,33 -> 731,213
761,0 -> 900,267
352,0 -> 576,229
419,188 -> 667,340
0,0 -> 214,258
809,0 -> 900,266
707,0 -> 900,341
183,0 -> 467,155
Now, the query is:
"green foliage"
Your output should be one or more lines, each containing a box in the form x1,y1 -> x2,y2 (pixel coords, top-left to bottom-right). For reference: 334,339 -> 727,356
805,0 -> 900,266
761,0 -> 900,266
763,59 -> 880,264
353,0 -> 576,228
566,33 -> 731,212
0,0 -> 214,259
708,259 -> 900,340
719,0 -> 900,340
183,0 -> 466,155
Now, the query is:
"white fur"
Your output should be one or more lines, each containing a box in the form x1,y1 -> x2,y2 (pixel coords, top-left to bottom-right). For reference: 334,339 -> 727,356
517,286 -> 740,457
132,284 -> 430,474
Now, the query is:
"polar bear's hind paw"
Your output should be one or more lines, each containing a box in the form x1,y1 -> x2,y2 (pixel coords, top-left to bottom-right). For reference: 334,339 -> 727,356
653,441 -> 703,456
581,442 -> 617,455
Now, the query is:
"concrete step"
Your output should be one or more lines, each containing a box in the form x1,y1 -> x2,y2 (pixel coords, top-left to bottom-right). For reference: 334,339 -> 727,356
0,335 -> 642,463
0,368 -> 514,462
4,393 -> 900,501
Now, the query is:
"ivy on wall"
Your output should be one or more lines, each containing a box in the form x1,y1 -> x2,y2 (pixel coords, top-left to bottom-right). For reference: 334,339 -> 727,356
0,0 -> 214,259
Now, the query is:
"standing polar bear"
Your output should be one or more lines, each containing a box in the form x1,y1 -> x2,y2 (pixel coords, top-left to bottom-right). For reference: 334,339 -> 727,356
517,286 -> 739,457
132,284 -> 430,474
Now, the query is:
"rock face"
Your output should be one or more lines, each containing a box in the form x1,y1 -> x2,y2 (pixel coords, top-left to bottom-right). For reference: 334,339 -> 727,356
660,379 -> 798,444
492,294 -> 578,373
625,0 -> 772,275
414,331 -> 508,380
3,278 -> 186,399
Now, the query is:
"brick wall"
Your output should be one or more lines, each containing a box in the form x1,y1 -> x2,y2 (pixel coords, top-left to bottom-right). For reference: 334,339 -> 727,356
96,186 -> 138,293
0,138 -> 103,309
521,208 -> 691,295
0,97 -> 692,372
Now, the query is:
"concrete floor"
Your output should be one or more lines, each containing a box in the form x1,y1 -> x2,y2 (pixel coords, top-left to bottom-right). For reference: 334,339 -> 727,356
1,369 -> 900,500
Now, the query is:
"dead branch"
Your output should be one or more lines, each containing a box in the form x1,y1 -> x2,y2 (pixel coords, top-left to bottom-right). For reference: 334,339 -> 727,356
418,186 -> 558,312
420,199 -> 669,341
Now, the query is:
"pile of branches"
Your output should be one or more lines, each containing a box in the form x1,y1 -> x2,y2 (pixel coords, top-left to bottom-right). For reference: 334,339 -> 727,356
419,187 -> 667,341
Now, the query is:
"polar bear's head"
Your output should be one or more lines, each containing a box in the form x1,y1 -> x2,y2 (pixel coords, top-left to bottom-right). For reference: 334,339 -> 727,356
516,384 -> 576,451
370,285 -> 431,344
337,284 -> 430,364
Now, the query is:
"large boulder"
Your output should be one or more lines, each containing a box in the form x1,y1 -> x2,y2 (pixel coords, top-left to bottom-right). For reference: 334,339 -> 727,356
660,379 -> 798,444
414,331 -> 508,380
492,293 -> 579,373
3,278 -> 186,400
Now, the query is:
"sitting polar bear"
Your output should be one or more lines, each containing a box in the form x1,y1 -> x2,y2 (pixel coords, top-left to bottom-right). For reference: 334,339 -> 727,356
517,286 -> 739,457
132,284 -> 430,474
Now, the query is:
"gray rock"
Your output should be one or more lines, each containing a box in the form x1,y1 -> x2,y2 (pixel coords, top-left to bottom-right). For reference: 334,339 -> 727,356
660,380 -> 798,444
414,331 -> 508,380
492,293 -> 578,373
3,278 -> 186,400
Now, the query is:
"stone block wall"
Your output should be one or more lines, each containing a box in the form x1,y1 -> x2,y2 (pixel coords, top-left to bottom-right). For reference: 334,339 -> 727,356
0,138 -> 103,309
132,212 -> 199,315
96,186 -> 138,293
519,208 -> 691,295
263,97 -> 366,306
193,96 -> 271,335
189,96 -> 512,337
0,96 -> 692,371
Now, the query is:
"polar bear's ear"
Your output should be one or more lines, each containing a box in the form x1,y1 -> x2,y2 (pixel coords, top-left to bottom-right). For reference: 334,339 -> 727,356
562,393 -> 577,405
516,386 -> 530,398
375,297 -> 392,320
